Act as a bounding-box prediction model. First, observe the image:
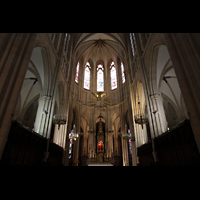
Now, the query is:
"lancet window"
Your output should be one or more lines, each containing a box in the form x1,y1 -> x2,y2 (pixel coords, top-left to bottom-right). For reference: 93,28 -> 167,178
84,62 -> 91,90
121,62 -> 125,84
69,130 -> 73,158
110,61 -> 117,90
130,33 -> 136,56
128,129 -> 132,157
97,64 -> 104,92
75,62 -> 79,83
64,33 -> 70,56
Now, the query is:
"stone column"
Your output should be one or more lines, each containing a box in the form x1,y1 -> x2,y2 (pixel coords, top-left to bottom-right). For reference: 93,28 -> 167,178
107,130 -> 113,158
107,107 -> 113,132
63,106 -> 73,166
0,33 -> 37,160
83,137 -> 88,155
62,148 -> 69,166
131,138 -> 137,166
114,136 -> 118,155
163,33 -> 200,153
34,94 -> 52,137
81,135 -> 88,166
112,135 -> 120,166
72,137 -> 80,166
45,33 -> 66,140
121,136 -> 129,166
88,130 -> 94,159
149,93 -> 167,136
121,137 -> 125,165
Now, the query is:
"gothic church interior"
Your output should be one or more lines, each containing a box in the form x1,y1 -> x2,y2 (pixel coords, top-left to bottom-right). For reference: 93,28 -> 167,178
0,33 -> 200,166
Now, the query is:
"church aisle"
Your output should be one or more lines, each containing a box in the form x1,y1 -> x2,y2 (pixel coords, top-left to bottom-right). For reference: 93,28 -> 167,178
88,163 -> 113,166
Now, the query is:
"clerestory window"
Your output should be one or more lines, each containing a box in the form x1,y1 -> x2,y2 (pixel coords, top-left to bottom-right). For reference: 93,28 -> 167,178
110,61 -> 117,90
121,62 -> 125,84
84,62 -> 91,90
130,33 -> 136,56
75,62 -> 79,84
97,64 -> 104,92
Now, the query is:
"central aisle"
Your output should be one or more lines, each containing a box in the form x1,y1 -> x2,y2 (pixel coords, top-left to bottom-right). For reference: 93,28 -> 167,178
88,163 -> 113,166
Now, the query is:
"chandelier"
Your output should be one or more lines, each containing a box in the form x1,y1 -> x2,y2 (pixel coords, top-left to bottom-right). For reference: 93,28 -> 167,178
53,81 -> 67,130
69,124 -> 79,141
53,69 -> 68,130
134,102 -> 148,129
53,114 -> 67,130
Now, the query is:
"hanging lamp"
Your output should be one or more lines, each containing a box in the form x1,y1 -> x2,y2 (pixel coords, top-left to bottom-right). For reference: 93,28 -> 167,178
134,102 -> 148,129
53,113 -> 67,130
134,81 -> 148,129
53,56 -> 68,130
53,101 -> 67,130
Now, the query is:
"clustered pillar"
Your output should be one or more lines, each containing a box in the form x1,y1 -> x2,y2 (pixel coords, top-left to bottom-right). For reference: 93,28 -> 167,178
163,33 -> 200,153
0,33 -> 38,160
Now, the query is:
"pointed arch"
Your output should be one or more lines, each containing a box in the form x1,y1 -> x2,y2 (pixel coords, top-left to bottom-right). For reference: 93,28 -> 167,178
121,62 -> 125,84
84,61 -> 91,90
110,61 -> 117,90
97,64 -> 104,92
75,62 -> 79,83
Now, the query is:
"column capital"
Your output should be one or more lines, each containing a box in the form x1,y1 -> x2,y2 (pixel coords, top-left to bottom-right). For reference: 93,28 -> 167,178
88,129 -> 93,133
108,129 -> 114,134
122,133 -> 131,140
40,94 -> 52,101
149,93 -> 163,101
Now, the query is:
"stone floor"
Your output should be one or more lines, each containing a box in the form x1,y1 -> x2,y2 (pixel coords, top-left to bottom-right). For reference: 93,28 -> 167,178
88,163 -> 113,166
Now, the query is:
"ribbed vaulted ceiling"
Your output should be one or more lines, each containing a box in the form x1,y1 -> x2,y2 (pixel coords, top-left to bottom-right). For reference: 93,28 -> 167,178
73,33 -> 127,66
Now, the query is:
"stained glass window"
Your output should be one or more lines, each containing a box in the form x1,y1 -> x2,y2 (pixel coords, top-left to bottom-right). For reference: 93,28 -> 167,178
121,62 -> 125,84
69,130 -> 73,158
64,34 -> 68,51
97,64 -> 104,92
128,129 -> 132,157
130,33 -> 136,57
84,62 -> 90,90
132,33 -> 136,49
110,61 -> 117,90
75,62 -> 79,83
129,139 -> 132,157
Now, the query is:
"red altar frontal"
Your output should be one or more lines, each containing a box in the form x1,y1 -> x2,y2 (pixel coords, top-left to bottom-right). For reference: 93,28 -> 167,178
98,141 -> 103,151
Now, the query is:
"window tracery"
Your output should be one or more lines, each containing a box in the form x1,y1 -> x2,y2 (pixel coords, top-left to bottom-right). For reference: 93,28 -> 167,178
121,62 -> 125,84
75,62 -> 79,83
110,61 -> 117,90
97,64 -> 104,92
84,62 -> 91,90
130,33 -> 136,56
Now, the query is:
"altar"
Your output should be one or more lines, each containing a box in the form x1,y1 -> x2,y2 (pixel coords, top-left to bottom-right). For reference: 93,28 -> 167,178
96,117 -> 105,163
86,115 -> 114,166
